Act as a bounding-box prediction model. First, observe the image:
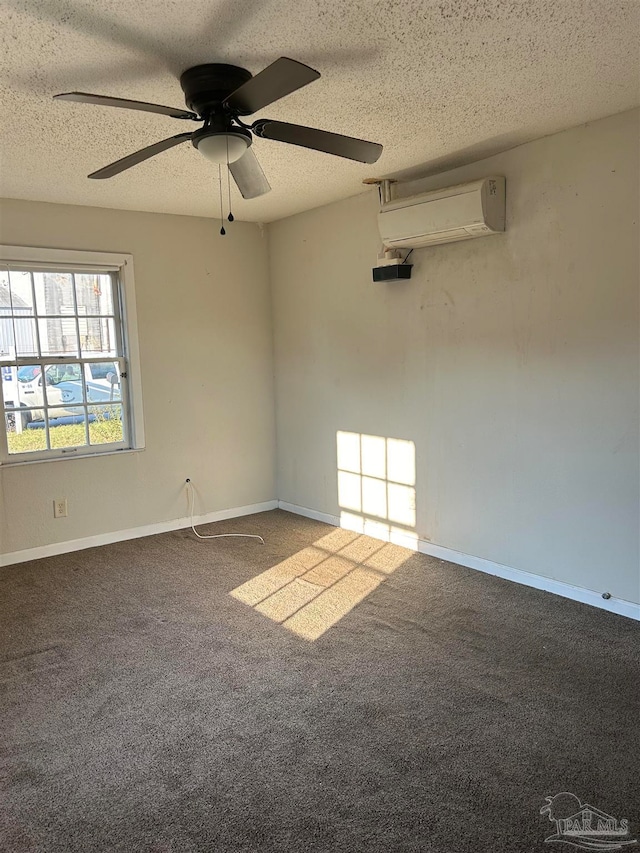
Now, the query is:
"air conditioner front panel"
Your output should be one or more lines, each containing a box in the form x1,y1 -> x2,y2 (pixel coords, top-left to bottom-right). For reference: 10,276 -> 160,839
378,176 -> 505,249
381,226 -> 495,249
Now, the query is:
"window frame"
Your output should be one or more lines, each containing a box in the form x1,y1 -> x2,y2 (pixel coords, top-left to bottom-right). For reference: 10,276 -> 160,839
0,245 -> 145,465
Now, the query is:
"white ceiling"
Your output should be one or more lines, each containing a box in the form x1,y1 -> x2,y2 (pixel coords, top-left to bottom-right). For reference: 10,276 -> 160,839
1,0 -> 638,223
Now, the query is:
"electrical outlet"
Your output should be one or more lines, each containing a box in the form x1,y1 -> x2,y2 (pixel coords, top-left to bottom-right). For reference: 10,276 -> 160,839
53,498 -> 68,518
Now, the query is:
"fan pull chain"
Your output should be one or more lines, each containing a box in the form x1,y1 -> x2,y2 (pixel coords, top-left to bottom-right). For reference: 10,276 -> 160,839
218,165 -> 226,236
226,136 -> 234,222
227,171 -> 234,222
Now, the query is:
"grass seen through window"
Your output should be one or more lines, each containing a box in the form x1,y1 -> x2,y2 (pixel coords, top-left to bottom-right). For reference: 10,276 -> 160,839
7,414 -> 123,454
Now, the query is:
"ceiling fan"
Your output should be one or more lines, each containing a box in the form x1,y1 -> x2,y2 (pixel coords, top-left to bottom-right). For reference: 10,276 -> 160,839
54,57 -> 383,200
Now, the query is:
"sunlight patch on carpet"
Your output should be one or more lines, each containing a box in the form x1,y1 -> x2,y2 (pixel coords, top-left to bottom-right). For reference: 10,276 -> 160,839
231,431 -> 420,640
230,530 -> 412,641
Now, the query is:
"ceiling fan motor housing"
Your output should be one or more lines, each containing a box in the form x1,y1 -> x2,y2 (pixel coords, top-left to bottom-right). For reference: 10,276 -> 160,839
179,64 -> 252,118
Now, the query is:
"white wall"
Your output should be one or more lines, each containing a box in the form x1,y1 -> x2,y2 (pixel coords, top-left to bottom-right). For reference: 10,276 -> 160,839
0,200 -> 276,555
269,109 -> 640,605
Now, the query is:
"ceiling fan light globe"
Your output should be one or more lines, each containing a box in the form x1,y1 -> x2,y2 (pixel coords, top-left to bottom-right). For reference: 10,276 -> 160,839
196,133 -> 249,164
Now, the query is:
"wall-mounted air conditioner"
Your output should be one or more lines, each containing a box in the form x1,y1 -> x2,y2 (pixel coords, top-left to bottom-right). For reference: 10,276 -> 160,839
378,176 -> 506,249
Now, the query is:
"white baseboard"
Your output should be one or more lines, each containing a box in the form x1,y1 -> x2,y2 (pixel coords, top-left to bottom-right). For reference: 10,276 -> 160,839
0,500 -> 278,568
278,501 -> 640,622
278,501 -> 339,527
5,497 -> 639,622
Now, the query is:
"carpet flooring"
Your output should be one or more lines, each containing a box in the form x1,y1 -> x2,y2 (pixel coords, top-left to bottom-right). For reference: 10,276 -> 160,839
1,509 -> 638,852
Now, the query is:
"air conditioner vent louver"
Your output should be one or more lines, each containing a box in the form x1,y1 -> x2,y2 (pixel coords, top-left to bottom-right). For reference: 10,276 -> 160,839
378,177 -> 505,250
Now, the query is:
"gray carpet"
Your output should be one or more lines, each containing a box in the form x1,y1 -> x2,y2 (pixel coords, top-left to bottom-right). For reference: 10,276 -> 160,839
1,509 -> 638,853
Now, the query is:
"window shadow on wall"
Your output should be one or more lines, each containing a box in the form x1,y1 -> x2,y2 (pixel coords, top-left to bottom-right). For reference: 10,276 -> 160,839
337,430 -> 417,549
229,431 -> 418,642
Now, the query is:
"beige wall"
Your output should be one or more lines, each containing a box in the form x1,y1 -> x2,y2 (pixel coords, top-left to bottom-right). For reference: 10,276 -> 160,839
269,109 -> 640,604
0,200 -> 276,555
2,111 -> 638,606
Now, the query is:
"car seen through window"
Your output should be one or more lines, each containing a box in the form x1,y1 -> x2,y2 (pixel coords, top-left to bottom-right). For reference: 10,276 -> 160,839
11,361 -> 121,426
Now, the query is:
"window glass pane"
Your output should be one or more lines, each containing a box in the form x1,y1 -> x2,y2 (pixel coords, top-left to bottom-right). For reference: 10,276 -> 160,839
6,414 -> 48,454
0,317 -> 15,361
75,274 -> 114,316
87,360 -> 118,380
24,409 -> 47,425
13,318 -> 39,357
34,272 -> 75,316
85,361 -> 121,404
14,363 -> 44,410
37,317 -> 79,357
1,366 -> 17,405
88,404 -> 123,444
9,270 -> 34,314
0,273 -> 14,359
43,363 -> 84,408
80,317 -> 117,356
48,410 -> 88,448
16,363 -> 41,383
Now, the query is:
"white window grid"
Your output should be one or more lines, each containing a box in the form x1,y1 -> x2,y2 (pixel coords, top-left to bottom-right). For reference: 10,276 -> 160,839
0,247 -> 144,464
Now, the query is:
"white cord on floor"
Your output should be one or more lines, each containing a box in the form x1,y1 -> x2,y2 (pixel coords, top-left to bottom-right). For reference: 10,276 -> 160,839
185,480 -> 265,544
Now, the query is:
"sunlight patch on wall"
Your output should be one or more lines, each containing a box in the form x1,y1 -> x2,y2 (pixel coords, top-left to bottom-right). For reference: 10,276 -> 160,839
230,527 -> 411,641
337,431 -> 417,550
229,434 -> 418,642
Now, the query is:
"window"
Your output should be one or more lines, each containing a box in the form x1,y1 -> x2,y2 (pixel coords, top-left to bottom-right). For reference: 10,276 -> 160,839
0,246 -> 144,464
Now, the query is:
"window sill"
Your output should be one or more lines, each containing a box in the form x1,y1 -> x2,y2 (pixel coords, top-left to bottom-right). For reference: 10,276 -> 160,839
1,446 -> 145,467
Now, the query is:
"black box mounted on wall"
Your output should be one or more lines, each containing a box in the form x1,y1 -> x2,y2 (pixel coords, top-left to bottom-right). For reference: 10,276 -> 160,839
372,264 -> 413,282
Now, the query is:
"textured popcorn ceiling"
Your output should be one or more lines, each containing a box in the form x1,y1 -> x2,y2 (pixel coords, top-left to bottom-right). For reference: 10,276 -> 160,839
0,0 -> 638,223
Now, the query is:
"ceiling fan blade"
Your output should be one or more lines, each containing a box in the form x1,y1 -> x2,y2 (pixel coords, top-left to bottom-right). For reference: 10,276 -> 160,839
224,57 -> 320,116
88,132 -> 193,179
54,91 -> 198,120
229,147 -> 271,199
253,119 -> 382,164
